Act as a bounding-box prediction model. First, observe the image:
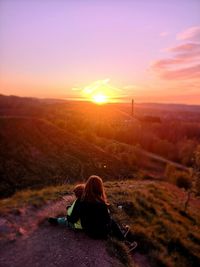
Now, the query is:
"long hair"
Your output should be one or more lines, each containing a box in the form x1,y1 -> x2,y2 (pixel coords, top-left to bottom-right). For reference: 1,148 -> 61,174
83,175 -> 108,204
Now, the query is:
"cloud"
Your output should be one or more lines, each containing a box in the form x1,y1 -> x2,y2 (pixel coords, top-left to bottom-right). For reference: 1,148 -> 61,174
168,42 -> 200,53
152,58 -> 186,69
177,26 -> 200,41
70,79 -> 123,101
160,64 -> 200,80
151,26 -> 200,81
81,79 -> 123,94
152,43 -> 200,70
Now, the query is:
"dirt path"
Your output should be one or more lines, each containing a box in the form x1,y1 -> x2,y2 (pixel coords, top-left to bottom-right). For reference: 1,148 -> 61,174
0,197 -> 125,267
0,223 -> 124,267
0,196 -> 151,267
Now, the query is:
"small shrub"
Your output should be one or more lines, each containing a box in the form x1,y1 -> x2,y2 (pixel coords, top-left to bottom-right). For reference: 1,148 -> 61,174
176,175 -> 192,190
165,163 -> 192,191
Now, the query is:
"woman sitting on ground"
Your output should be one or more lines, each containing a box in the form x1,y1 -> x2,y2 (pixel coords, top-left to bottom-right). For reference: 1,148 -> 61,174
67,175 -> 137,251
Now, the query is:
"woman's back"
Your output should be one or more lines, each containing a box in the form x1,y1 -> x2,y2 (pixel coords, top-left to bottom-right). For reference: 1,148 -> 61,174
68,176 -> 111,238
79,200 -> 110,239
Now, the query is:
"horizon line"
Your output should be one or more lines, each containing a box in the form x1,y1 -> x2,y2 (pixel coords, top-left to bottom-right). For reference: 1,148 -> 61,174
1,93 -> 200,106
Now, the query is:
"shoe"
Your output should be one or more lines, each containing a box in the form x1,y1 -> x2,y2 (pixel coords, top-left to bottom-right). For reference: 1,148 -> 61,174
123,225 -> 130,238
48,217 -> 58,225
128,241 -> 137,252
121,224 -> 130,238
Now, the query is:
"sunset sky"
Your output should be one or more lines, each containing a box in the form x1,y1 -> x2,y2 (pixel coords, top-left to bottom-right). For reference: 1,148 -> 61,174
0,0 -> 200,104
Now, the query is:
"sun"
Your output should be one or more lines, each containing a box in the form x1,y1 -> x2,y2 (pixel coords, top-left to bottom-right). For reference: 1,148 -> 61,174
81,79 -> 117,104
92,93 -> 108,104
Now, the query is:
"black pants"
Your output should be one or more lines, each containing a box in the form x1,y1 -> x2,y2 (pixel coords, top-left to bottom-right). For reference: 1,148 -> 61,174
109,219 -> 125,241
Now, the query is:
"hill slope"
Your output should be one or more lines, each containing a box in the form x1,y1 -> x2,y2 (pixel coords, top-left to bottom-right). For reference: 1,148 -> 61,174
0,180 -> 199,267
0,117 -> 133,197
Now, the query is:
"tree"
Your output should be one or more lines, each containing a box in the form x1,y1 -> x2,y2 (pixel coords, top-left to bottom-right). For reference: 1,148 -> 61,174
178,139 -> 197,166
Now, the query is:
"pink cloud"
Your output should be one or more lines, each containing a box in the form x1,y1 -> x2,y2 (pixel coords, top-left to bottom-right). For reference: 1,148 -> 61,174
160,64 -> 200,80
152,58 -> 185,69
177,26 -> 200,41
168,42 -> 200,53
152,28 -> 200,81
152,44 -> 200,70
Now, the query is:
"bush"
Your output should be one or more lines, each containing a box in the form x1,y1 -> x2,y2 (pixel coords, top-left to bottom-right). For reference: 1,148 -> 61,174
166,166 -> 192,190
176,175 -> 192,190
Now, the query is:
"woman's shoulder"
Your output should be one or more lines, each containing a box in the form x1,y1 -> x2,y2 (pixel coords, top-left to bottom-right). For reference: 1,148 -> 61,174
80,200 -> 108,209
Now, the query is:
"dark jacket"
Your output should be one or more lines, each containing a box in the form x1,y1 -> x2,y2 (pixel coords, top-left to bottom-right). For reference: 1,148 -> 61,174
67,200 -> 111,239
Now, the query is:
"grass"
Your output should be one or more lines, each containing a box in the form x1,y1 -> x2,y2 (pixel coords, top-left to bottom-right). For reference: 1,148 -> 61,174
106,237 -> 133,267
0,179 -> 200,267
0,184 -> 73,214
105,180 -> 200,267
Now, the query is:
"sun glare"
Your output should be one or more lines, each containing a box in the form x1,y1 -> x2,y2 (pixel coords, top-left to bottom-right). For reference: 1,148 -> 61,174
81,79 -> 118,104
92,93 -> 108,104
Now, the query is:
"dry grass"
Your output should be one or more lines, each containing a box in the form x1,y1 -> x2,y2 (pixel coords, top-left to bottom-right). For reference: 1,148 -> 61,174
0,184 -> 73,214
106,237 -> 133,267
105,180 -> 200,267
1,179 -> 200,267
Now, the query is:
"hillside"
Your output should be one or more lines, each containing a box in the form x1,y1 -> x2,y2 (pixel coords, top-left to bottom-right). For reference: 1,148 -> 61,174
0,180 -> 199,267
1,95 -> 200,170
1,94 -> 200,197
0,117 -> 133,198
